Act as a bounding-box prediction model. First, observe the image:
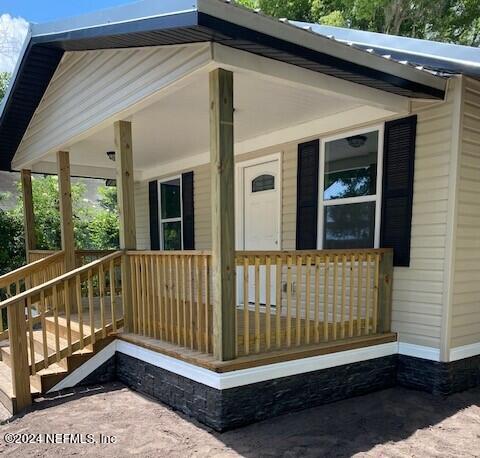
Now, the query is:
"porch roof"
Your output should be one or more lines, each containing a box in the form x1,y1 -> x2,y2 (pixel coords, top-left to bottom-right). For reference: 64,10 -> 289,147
0,0 -> 448,172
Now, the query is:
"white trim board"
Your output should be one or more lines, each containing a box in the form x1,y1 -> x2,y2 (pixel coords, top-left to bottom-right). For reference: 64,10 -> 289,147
48,341 -> 117,393
450,342 -> 480,362
48,339 -> 480,393
397,342 -> 441,362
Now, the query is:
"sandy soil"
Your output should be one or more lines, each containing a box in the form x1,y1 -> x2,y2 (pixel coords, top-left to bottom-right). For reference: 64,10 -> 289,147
0,383 -> 479,457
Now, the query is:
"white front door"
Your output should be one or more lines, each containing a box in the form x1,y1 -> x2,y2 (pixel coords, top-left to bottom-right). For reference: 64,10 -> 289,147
240,157 -> 280,305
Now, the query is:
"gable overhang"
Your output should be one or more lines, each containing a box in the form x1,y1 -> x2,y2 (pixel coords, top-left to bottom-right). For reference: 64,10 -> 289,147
0,0 -> 447,171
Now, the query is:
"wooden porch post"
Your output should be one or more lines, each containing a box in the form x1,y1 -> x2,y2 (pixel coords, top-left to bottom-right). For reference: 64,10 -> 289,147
57,151 -> 75,272
210,68 -> 236,361
20,170 -> 36,263
114,120 -> 136,332
7,301 -> 32,412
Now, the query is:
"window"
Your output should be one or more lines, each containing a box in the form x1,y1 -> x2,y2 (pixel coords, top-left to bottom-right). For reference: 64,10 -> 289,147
252,174 -> 275,192
319,128 -> 382,249
159,177 -> 182,250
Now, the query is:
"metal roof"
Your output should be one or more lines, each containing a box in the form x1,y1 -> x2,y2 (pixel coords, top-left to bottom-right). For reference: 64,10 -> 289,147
293,22 -> 480,78
0,0 -> 450,171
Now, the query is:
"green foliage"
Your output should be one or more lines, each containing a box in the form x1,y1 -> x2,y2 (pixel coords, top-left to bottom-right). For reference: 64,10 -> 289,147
237,0 -> 480,45
0,175 -> 119,274
0,72 -> 10,102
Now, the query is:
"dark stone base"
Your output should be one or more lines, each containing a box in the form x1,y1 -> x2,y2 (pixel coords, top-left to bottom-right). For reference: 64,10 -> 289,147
78,355 -> 117,387
69,349 -> 480,431
116,352 -> 397,431
397,354 -> 480,396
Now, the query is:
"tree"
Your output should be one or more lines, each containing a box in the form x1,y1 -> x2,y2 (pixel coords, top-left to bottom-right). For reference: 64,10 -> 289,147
0,72 -> 9,102
0,175 -> 119,274
237,0 -> 480,45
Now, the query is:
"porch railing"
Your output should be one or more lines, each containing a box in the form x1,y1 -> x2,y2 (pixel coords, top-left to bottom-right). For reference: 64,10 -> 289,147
127,251 -> 212,353
124,248 -> 393,358
235,248 -> 393,357
0,251 -> 124,410
28,249 -> 113,267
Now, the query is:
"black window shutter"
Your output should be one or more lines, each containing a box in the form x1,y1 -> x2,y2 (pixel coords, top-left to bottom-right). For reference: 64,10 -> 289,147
296,140 -> 320,249
381,115 -> 417,267
149,181 -> 160,250
182,171 -> 195,250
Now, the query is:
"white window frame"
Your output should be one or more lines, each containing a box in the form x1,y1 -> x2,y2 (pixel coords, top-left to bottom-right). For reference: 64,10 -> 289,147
317,124 -> 384,249
158,175 -> 183,250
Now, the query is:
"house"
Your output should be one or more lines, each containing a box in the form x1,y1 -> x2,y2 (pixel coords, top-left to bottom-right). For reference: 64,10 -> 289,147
0,0 -> 479,431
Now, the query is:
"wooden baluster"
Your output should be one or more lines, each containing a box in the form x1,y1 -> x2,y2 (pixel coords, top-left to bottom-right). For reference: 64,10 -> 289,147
99,264 -> 106,339
243,256 -> 249,355
314,255 -> 320,344
110,259 -> 117,333
349,254 -> 355,338
150,256 -> 157,339
365,254 -> 372,336
135,257 -> 142,334
156,255 -> 165,340
373,253 -> 380,333
265,255 -> 272,351
88,270 -> 95,346
204,255 -> 210,353
286,255 -> 292,348
40,290 -> 49,369
332,255 -> 338,341
129,256 -> 137,334
323,255 -> 330,342
76,275 -> 84,349
140,256 -> 147,336
145,256 -> 152,337
305,255 -> 311,345
357,254 -> 363,337
341,255 -> 347,339
169,256 -> 175,343
176,256 -> 181,346
26,295 -> 36,375
197,256 -> 204,351
181,256 -> 186,347
275,255 -> 282,349
52,284 -> 61,362
188,256 -> 194,349
254,256 -> 260,353
295,256 -> 302,346
64,279 -> 72,355
378,251 -> 394,334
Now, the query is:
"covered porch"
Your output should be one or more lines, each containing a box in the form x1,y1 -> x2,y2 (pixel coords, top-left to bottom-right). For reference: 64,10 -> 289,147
0,39 -> 434,414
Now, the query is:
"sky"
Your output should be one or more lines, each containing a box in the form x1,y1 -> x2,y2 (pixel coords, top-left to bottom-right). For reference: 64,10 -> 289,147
0,0 -> 135,72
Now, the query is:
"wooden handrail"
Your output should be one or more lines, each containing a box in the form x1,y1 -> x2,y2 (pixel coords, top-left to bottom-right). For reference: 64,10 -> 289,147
126,250 -> 212,256
0,251 -> 64,289
0,251 -> 123,310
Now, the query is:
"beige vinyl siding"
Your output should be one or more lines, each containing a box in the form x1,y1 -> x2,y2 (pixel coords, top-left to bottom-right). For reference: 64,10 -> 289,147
13,44 -> 211,169
451,76 -> 480,348
134,91 -> 457,349
392,91 -> 456,349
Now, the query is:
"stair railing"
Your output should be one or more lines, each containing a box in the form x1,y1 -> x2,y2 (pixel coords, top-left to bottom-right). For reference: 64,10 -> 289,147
0,251 -> 65,338
0,250 -> 124,412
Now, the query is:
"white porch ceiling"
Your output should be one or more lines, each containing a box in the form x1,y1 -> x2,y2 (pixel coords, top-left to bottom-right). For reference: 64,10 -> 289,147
42,69 -> 363,176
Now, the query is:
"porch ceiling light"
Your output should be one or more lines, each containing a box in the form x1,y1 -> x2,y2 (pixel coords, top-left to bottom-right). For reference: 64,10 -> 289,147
346,135 -> 367,148
106,151 -> 116,161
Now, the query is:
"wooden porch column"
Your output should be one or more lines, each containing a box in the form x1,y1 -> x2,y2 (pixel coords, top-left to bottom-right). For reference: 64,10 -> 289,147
114,120 -> 136,332
20,170 -> 36,263
57,151 -> 75,272
210,68 -> 236,361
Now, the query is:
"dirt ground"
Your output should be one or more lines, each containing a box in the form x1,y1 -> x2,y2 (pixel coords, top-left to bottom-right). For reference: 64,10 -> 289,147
0,383 -> 479,457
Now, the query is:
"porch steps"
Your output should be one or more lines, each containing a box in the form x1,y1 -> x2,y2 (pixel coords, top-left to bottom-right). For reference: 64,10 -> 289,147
0,308 -> 117,415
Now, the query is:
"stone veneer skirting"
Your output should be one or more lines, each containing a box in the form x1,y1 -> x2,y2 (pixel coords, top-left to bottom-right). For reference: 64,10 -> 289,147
67,346 -> 480,432
116,352 -> 397,431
